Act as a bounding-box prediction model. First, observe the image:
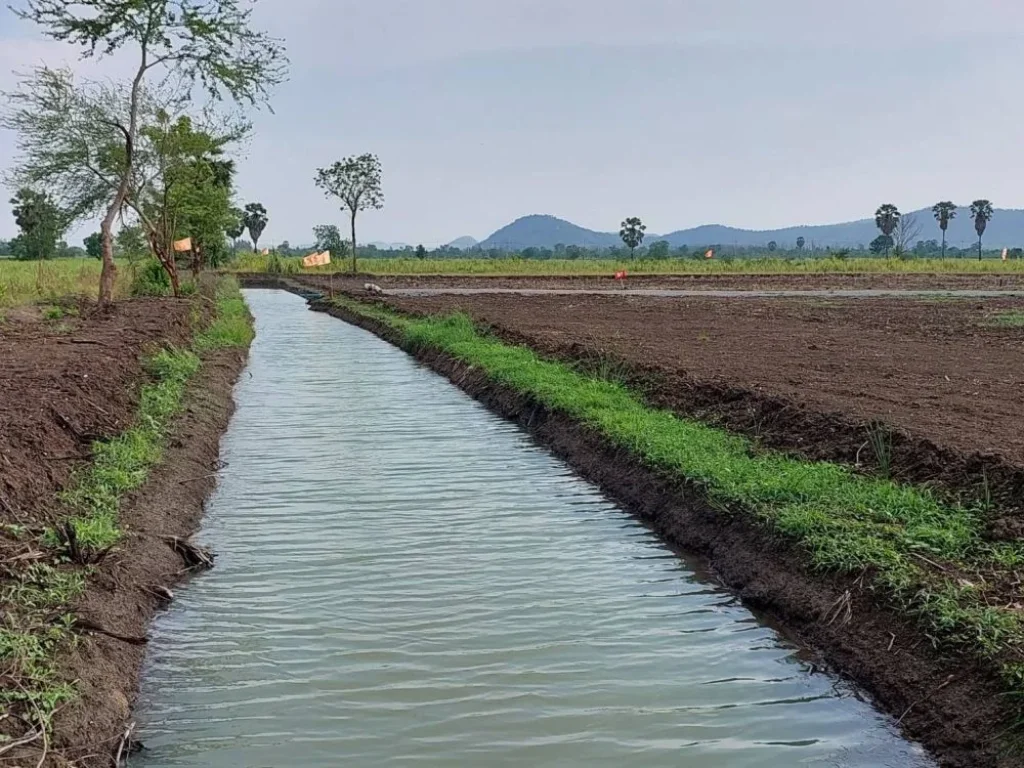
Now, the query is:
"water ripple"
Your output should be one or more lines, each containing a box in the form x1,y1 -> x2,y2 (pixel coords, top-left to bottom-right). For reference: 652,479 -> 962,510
132,290 -> 932,768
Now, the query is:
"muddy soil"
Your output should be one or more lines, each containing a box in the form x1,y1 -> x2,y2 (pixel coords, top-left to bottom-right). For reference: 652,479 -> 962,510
313,297 -> 1018,768
0,295 -> 247,766
371,292 -> 1024,518
271,270 -> 1024,293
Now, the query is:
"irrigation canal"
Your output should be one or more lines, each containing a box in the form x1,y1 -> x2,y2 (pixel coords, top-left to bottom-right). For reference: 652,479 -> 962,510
132,289 -> 933,767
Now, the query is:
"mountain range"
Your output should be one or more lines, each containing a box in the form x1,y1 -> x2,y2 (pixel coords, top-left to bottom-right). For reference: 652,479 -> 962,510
474,210 -> 1024,250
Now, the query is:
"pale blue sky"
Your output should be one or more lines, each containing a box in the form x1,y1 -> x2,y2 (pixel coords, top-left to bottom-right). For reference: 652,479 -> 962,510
1,0 -> 1022,246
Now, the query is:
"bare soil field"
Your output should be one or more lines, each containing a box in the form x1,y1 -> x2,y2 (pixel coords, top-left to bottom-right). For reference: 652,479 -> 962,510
282,270 -> 1024,293
375,291 -> 1024,518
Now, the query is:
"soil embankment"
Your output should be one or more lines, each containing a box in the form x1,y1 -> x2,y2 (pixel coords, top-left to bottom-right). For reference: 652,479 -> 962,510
0,290 -> 248,765
303,291 -> 1020,768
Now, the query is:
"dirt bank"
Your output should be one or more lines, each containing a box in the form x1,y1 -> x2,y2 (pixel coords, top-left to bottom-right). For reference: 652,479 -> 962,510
0,293 -> 248,766
309,295 -> 1018,768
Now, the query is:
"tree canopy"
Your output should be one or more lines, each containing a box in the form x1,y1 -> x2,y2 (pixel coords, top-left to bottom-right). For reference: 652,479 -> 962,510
243,202 -> 268,251
9,187 -> 64,260
314,154 -> 384,272
618,217 -> 646,258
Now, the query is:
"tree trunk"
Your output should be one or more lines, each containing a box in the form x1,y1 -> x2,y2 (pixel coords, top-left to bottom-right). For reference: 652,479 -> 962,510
941,229 -> 946,259
98,208 -> 119,307
350,210 -> 358,274
978,236 -> 983,261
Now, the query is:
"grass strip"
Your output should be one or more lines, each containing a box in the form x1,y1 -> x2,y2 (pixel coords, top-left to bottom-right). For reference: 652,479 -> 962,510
0,276 -> 251,733
332,296 -> 1024,709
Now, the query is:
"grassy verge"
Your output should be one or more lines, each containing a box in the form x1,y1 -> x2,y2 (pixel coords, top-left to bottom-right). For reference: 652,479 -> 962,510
332,296 -> 1024,715
0,276 -> 251,734
226,253 -> 1024,277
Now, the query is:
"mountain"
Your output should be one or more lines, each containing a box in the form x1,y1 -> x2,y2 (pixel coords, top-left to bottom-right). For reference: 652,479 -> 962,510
447,236 -> 479,249
477,209 -> 1024,250
479,215 -> 622,249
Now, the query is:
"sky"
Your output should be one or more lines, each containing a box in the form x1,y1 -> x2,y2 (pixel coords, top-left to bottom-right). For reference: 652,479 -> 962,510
1,0 -> 1023,247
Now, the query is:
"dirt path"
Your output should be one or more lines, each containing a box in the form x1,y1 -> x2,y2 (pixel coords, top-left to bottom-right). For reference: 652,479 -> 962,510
385,286 -> 1024,298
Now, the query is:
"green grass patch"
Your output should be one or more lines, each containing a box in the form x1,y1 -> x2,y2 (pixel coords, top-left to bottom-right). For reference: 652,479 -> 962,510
983,311 -> 1024,328
1,276 -> 251,731
332,296 -> 1024,713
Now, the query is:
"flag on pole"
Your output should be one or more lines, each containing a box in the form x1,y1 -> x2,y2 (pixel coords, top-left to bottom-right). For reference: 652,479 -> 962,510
172,237 -> 192,252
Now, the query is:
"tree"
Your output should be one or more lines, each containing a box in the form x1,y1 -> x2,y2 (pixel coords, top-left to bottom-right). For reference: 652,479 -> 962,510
9,188 -> 63,260
314,154 -> 384,273
84,231 -> 103,259
648,240 -> 670,260
893,213 -> 922,259
869,234 -> 893,256
795,236 -> 806,251
415,244 -> 427,260
767,240 -> 777,252
243,203 -> 268,253
11,0 -> 286,305
226,207 -> 245,246
970,199 -> 994,261
312,224 -> 348,262
931,201 -> 957,259
127,111 -> 244,290
619,217 -> 646,258
874,204 -> 901,258
115,224 -> 147,262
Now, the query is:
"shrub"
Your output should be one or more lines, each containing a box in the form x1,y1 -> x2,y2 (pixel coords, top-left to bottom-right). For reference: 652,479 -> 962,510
131,260 -> 171,297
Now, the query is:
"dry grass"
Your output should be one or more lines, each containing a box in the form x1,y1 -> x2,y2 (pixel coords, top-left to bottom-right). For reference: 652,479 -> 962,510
0,259 -> 131,309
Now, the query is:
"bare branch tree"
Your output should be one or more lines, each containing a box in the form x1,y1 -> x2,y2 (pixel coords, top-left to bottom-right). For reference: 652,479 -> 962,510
893,212 -> 922,258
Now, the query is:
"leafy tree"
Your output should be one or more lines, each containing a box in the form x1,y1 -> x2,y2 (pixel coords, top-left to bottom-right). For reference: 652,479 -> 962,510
312,224 -> 348,262
415,244 -> 427,260
128,112 -> 243,291
314,154 -> 384,273
795,236 -> 806,251
648,240 -> 670,259
931,201 -> 957,259
226,207 -> 245,245
969,199 -> 993,261
869,234 -> 893,256
9,188 -> 63,260
0,239 -> 12,256
619,217 -> 646,258
243,203 -> 268,253
9,0 -> 286,305
84,231 -> 103,259
874,204 -> 901,258
767,240 -> 777,252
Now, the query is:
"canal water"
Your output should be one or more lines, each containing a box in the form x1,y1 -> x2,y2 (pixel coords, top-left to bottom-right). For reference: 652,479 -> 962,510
132,289 -> 931,767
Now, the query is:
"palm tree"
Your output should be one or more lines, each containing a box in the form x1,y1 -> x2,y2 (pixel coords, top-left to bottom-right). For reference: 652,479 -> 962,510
619,217 -> 646,259
874,204 -> 901,258
931,201 -> 957,259
969,200 -> 993,261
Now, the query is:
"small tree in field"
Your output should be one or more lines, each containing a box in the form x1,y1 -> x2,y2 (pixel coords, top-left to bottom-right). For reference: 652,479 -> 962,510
619,217 -> 646,258
84,232 -> 103,259
314,154 -> 384,273
795,236 -> 806,251
9,188 -> 63,260
243,203 -> 268,253
415,244 -> 427,260
970,199 -> 994,261
931,201 -> 957,259
767,240 -> 777,252
312,224 -> 348,261
874,204 -> 901,258
7,0 -> 286,305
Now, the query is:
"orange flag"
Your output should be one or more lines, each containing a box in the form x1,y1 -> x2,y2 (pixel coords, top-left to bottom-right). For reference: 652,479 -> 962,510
704,248 -> 714,259
302,251 -> 331,268
172,237 -> 192,252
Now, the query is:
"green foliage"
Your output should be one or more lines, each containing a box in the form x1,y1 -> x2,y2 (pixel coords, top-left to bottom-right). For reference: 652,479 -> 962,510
13,0 -> 287,106
9,187 -> 64,260
415,244 -> 427,260
314,153 -> 385,272
795,236 -> 805,250
647,240 -> 670,260
131,258 -> 172,296
115,224 -> 147,261
869,234 -> 894,256
83,231 -> 102,259
335,297 -> 1024,713
195,277 -> 253,350
243,202 -> 268,250
618,216 -> 646,257
312,224 -> 348,261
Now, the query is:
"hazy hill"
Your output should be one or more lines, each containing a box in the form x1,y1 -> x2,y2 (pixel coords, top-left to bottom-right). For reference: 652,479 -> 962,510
447,236 -> 479,249
476,209 -> 1024,250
